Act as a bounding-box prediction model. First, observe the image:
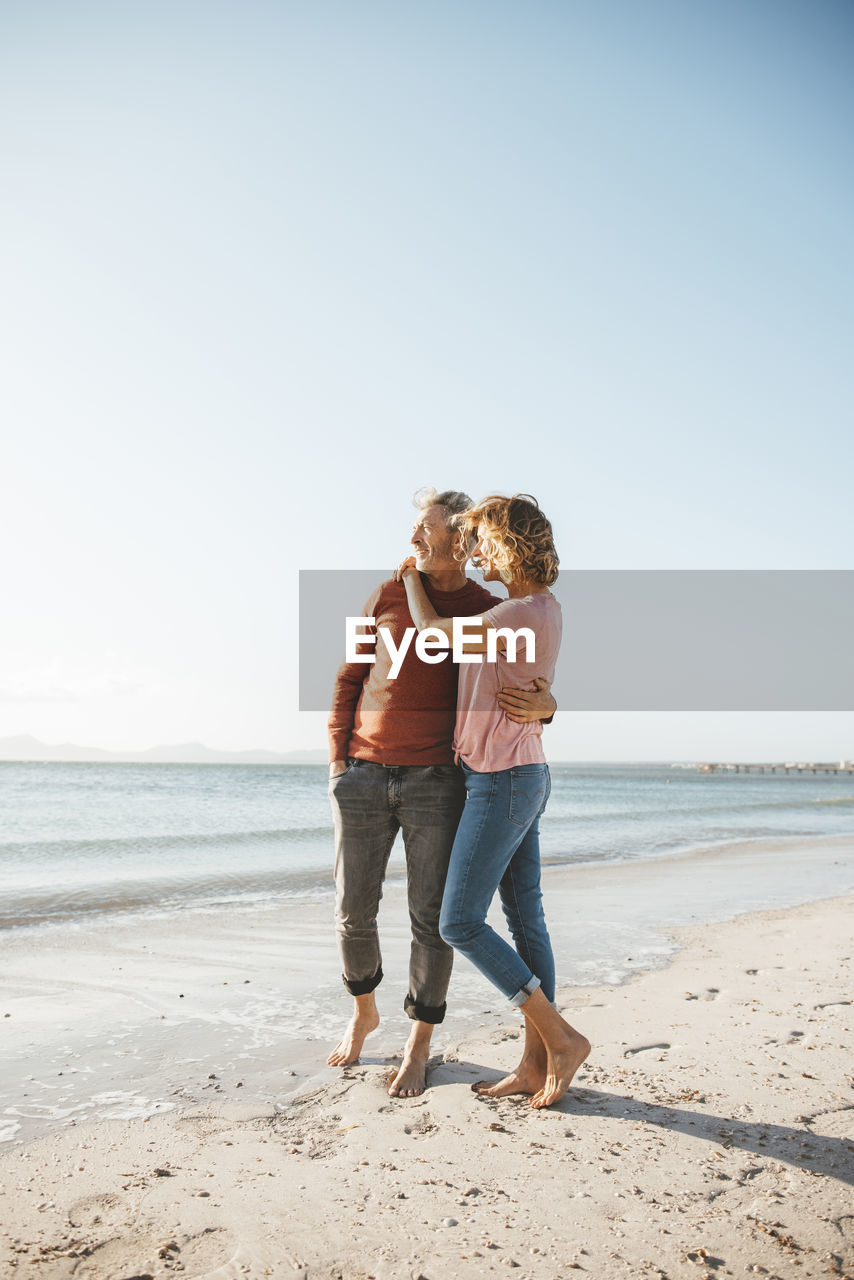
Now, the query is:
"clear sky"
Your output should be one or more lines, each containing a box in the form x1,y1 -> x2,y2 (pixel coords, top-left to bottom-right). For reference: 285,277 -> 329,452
2,1 -> 852,760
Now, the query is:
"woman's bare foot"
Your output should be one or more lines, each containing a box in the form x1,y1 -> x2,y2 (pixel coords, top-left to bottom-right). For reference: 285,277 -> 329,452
473,1064 -> 546,1097
327,995 -> 380,1067
473,1018 -> 548,1097
529,1028 -> 590,1108
387,1020 -> 434,1097
512,988 -> 590,1109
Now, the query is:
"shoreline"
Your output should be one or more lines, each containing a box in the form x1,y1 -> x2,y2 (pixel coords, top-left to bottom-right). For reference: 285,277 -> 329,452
2,893 -> 853,1278
3,827 -> 853,935
1,831 -> 852,1153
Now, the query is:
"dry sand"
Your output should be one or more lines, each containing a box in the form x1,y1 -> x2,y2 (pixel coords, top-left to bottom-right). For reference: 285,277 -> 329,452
1,895 -> 852,1280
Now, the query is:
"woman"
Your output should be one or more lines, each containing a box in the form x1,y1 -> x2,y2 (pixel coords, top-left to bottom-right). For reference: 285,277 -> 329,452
396,494 -> 589,1108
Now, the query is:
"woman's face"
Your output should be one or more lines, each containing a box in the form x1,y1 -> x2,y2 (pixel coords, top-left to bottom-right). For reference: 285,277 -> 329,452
473,525 -> 501,581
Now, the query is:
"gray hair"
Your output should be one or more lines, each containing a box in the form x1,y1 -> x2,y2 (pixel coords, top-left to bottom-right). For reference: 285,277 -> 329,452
412,487 -> 477,557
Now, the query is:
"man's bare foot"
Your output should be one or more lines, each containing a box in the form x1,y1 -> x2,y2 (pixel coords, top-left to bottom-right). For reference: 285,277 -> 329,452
472,1061 -> 547,1098
387,1050 -> 429,1097
327,1003 -> 380,1067
529,1029 -> 590,1108
387,1020 -> 434,1097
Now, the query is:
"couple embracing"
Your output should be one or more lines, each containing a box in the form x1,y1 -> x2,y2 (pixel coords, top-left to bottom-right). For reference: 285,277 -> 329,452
327,488 -> 589,1107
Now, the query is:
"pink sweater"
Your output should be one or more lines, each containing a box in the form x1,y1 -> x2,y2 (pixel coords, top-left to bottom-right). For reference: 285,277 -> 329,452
453,592 -> 562,772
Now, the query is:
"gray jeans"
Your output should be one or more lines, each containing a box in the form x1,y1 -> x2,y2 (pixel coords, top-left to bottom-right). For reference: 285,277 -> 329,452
329,759 -> 466,1023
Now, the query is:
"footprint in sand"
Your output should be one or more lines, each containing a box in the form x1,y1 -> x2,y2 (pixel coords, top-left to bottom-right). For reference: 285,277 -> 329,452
623,1043 -> 671,1058
66,1192 -> 128,1231
403,1112 -> 438,1136
71,1227 -> 236,1280
171,1226 -> 237,1272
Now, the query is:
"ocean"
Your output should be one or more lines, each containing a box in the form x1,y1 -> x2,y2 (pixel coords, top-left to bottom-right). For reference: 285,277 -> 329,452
1,761 -> 853,931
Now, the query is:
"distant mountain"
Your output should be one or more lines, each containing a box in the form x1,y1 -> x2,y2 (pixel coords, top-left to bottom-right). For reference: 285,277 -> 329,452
0,735 -> 327,764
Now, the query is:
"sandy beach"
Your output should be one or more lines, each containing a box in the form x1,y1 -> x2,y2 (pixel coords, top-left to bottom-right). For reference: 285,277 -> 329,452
2,893 -> 852,1280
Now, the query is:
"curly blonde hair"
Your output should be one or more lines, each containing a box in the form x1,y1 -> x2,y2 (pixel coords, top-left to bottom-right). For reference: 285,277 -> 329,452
456,494 -> 559,586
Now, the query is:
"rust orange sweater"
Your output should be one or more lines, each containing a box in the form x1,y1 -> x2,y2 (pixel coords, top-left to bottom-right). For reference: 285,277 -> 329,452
328,576 -> 499,766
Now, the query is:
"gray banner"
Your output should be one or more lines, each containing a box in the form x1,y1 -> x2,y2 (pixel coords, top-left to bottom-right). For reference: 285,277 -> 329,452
299,570 -> 854,711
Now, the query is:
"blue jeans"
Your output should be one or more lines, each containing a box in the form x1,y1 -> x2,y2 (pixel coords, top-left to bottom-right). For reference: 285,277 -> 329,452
439,762 -> 555,1006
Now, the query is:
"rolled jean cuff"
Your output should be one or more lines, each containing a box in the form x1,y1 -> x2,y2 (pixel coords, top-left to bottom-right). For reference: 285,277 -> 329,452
404,993 -> 447,1025
342,966 -> 383,997
509,974 -> 542,1008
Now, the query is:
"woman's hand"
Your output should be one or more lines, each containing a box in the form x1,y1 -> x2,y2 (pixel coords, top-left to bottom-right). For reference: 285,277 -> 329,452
392,556 -> 419,582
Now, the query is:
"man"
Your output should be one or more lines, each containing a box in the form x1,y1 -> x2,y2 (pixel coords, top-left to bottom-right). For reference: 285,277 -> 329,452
327,488 -> 556,1097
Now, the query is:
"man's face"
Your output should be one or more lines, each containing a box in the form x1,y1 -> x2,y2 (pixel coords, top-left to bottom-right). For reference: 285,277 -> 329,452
410,504 -> 460,572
